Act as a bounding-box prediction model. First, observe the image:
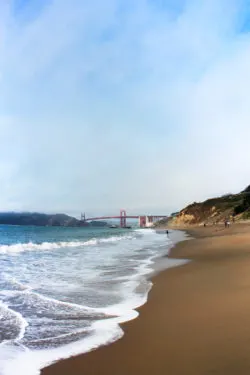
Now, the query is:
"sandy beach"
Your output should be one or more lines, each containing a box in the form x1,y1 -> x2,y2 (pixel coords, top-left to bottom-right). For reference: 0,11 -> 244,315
42,223 -> 250,375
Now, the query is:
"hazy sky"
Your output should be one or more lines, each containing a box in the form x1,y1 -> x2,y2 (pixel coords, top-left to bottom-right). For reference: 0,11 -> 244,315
1,0 -> 250,217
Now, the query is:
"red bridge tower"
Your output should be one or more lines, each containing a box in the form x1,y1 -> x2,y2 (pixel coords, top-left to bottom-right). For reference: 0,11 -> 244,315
120,209 -> 126,228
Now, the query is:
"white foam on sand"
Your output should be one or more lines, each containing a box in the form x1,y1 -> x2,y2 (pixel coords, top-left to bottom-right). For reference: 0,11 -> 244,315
0,286 -> 147,375
0,229 -> 189,375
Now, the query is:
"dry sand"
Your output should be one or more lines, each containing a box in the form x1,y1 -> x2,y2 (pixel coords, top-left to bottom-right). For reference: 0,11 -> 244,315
42,223 -> 250,375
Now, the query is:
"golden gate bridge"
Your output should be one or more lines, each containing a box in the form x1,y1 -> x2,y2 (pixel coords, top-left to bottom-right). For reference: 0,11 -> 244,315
81,209 -> 168,228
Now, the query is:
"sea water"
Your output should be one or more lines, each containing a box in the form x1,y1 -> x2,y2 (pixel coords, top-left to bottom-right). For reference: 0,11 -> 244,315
0,225 -> 187,375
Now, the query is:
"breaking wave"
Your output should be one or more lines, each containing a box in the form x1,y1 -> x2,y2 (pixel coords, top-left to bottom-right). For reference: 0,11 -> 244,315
0,224 -> 188,375
0,235 -> 134,254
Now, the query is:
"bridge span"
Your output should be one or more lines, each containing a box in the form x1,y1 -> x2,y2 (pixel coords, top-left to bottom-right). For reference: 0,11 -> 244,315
81,210 -> 168,228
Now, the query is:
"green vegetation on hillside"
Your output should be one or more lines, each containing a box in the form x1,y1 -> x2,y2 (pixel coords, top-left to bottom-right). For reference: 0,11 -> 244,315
169,185 -> 250,226
0,212 -> 108,227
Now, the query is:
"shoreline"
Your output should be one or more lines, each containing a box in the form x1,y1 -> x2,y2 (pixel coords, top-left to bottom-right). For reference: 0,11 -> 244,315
148,228 -> 190,278
40,228 -> 189,374
39,229 -> 189,374
43,223 -> 250,375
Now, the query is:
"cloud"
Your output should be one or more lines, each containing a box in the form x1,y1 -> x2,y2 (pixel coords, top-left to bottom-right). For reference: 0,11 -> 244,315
1,0 -> 250,216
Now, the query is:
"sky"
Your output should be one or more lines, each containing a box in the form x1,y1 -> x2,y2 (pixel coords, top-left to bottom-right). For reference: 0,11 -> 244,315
1,0 -> 250,218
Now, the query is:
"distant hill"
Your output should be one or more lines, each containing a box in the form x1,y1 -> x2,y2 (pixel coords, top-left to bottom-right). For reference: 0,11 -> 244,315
0,212 -> 108,227
168,185 -> 250,227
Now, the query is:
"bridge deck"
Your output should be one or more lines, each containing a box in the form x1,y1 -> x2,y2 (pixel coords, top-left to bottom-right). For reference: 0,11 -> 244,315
85,215 -> 167,221
85,216 -> 139,221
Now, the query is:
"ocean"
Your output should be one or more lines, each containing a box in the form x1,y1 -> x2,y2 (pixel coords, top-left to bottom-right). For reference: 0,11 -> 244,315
0,225 -> 187,375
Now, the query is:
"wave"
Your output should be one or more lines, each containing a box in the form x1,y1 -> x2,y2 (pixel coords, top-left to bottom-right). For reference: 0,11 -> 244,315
0,300 -> 28,343
0,227 -> 179,375
0,235 -> 135,254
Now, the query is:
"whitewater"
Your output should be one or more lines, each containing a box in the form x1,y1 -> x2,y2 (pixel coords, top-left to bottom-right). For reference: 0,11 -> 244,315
0,225 -> 187,375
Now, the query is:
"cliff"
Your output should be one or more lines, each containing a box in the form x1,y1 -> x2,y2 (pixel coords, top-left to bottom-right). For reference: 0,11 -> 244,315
168,185 -> 250,227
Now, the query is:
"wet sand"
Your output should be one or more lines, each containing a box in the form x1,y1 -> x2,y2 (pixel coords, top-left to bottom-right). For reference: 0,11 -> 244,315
42,223 -> 250,375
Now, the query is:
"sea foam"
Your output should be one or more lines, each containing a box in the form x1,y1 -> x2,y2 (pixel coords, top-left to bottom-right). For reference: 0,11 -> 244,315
0,235 -> 134,254
0,227 -> 187,375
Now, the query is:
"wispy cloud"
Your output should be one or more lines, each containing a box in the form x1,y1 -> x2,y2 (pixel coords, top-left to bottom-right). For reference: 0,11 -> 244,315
1,0 -> 250,216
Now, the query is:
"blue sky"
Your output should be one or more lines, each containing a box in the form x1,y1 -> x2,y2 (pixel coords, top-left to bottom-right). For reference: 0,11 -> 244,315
1,0 -> 250,217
